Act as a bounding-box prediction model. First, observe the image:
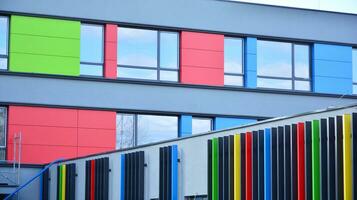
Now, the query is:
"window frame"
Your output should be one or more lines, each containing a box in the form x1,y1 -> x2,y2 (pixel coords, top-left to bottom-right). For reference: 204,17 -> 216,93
117,27 -> 180,82
224,36 -> 245,87
257,39 -> 312,91
116,113 -> 179,149
353,48 -> 357,94
79,23 -> 105,77
0,16 -> 9,71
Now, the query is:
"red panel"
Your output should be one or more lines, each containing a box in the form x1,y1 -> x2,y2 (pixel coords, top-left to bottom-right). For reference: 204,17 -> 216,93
181,31 -> 224,51
90,160 -> 95,200
181,49 -> 223,69
8,125 -> 77,146
78,147 -> 113,157
7,145 -> 77,164
78,110 -> 116,129
104,24 -> 118,79
78,128 -> 115,148
297,123 -> 305,200
180,66 -> 224,86
8,106 -> 77,127
246,132 -> 252,200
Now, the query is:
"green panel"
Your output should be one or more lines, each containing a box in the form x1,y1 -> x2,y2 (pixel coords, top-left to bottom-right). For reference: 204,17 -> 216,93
212,138 -> 219,200
11,15 -> 80,39
10,34 -> 79,57
312,120 -> 320,200
9,15 -> 80,76
58,166 -> 63,200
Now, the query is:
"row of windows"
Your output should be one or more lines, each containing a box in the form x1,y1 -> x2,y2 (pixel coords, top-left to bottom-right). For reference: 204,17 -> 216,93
116,114 -> 213,149
1,16 -> 357,93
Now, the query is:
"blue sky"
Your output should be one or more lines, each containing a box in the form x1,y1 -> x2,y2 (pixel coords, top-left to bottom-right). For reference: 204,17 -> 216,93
234,0 -> 357,14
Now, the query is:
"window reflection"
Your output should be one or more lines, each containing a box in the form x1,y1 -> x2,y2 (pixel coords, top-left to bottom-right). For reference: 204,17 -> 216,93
353,49 -> 357,94
224,37 -> 244,86
160,32 -> 179,69
294,45 -> 310,79
257,78 -> 292,90
192,117 -> 212,135
116,114 -> 135,149
80,24 -> 104,76
0,16 -> 8,70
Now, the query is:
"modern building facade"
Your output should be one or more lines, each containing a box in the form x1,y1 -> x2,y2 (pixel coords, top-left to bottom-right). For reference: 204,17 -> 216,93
0,0 -> 357,164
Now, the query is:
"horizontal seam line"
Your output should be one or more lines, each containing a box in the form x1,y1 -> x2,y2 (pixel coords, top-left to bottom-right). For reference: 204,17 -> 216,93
7,143 -> 114,148
182,65 -> 223,70
9,124 -> 115,130
10,52 -> 79,59
11,32 -> 80,40
314,58 -> 351,63
314,75 -> 352,80
182,47 -> 223,52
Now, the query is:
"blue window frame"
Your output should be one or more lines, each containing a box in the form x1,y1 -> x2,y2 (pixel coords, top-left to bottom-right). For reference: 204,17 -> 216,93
80,24 -> 104,76
257,40 -> 311,91
0,16 -> 9,70
353,48 -> 357,94
117,27 -> 179,82
224,37 -> 244,86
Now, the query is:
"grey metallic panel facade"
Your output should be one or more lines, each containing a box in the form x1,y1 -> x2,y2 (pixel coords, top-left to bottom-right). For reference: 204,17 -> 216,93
0,74 -> 356,118
1,0 -> 357,45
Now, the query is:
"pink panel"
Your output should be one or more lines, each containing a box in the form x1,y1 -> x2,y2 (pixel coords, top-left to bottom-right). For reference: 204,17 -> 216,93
78,128 -> 116,148
78,110 -> 116,129
181,49 -> 223,68
8,125 -> 77,146
104,24 -> 118,79
77,147 -> 114,157
180,66 -> 224,86
181,31 -> 224,51
7,145 -> 77,164
8,106 -> 77,127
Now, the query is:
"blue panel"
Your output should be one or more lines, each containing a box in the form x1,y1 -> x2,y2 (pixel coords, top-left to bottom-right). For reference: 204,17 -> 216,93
313,44 -> 352,62
313,60 -> 352,79
313,76 -> 352,94
120,154 -> 125,200
214,117 -> 256,131
179,115 -> 192,137
264,128 -> 271,200
245,37 -> 257,88
171,145 -> 178,200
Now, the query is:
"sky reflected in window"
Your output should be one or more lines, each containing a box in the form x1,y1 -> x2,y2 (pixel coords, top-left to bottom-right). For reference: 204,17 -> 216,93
80,24 -> 103,63
225,38 -> 243,74
116,114 -> 135,149
192,117 -> 212,135
294,44 -> 310,79
160,32 -> 178,69
353,49 -> 357,83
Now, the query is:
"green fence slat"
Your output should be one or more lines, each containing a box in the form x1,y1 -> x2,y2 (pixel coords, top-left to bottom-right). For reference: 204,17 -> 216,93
312,120 -> 320,200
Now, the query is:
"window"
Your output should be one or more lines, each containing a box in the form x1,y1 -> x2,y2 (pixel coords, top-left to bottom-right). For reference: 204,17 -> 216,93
257,40 -> 310,91
116,113 -> 178,149
0,16 -> 9,70
224,37 -> 244,86
117,27 -> 179,82
80,24 -> 104,76
0,107 -> 6,160
353,48 -> 357,94
192,117 -> 212,134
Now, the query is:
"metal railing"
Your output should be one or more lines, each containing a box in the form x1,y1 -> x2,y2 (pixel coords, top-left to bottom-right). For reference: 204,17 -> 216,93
5,158 -> 64,200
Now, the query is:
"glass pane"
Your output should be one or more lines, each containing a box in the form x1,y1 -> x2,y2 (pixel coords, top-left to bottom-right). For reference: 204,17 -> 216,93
192,118 -> 212,135
257,78 -> 292,90
118,27 -> 158,67
160,32 -> 178,69
224,37 -> 243,74
80,64 -> 103,76
0,107 -> 6,147
118,67 -> 157,80
0,17 -> 8,55
80,24 -> 104,63
224,75 -> 243,86
137,115 -> 178,145
353,85 -> 357,95
294,44 -> 310,79
353,49 -> 357,83
160,70 -> 178,82
295,80 -> 311,91
0,58 -> 7,70
116,114 -> 135,149
257,40 -> 292,78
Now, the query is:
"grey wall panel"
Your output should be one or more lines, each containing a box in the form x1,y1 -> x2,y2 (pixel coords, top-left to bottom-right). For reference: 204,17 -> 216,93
1,0 -> 357,45
0,74 -> 357,118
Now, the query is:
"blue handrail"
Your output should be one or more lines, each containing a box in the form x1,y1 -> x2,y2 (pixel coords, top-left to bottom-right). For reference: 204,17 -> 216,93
5,158 -> 64,200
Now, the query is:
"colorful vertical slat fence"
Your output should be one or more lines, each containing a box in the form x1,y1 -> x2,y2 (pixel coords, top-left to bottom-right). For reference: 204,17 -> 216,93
120,151 -> 145,200
159,145 -> 178,200
84,157 -> 109,200
207,113 -> 357,200
57,163 -> 76,200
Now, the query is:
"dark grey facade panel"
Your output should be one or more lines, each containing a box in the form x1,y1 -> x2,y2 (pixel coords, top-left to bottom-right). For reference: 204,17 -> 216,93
0,74 -> 357,118
1,0 -> 357,45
